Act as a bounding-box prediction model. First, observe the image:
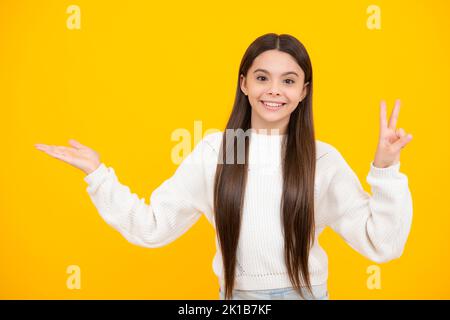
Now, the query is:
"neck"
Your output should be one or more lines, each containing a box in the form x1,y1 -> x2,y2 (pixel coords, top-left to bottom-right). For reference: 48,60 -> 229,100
253,128 -> 283,135
250,115 -> 289,135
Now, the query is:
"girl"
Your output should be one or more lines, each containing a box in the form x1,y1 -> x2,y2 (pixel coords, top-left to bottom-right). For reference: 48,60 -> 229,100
34,33 -> 414,300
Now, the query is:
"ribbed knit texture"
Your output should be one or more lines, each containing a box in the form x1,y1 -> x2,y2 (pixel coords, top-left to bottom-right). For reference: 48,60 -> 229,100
84,131 -> 413,290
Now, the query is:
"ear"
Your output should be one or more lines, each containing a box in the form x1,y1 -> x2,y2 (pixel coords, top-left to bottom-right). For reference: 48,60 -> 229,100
240,74 -> 248,96
300,81 -> 309,100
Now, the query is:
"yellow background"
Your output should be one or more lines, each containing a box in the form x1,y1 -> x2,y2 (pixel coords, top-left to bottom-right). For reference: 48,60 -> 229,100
1,0 -> 449,299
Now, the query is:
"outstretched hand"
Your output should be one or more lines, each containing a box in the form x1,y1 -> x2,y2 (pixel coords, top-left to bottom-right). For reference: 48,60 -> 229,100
34,139 -> 101,175
373,99 -> 413,168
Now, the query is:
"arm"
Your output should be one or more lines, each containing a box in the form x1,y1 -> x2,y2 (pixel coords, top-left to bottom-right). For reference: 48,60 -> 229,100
322,149 -> 413,263
83,137 -> 212,248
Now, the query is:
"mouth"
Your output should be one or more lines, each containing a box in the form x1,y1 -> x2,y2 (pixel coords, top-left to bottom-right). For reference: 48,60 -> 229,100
260,100 -> 287,111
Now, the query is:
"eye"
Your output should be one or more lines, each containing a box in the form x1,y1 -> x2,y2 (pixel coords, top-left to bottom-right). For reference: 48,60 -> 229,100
256,76 -> 295,84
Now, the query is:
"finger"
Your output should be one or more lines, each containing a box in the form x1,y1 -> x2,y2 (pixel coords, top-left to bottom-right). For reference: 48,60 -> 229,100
39,145 -> 65,157
388,99 -> 401,130
393,132 -> 413,150
69,139 -> 86,150
49,146 -> 72,160
51,152 -> 69,161
396,128 -> 406,139
35,143 -> 50,149
52,151 -> 75,164
58,146 -> 75,153
35,144 -> 51,152
380,100 -> 387,130
37,145 -> 67,160
35,144 -> 65,153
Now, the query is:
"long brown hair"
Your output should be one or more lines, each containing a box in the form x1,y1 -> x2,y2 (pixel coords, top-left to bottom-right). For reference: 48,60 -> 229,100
213,33 -> 316,300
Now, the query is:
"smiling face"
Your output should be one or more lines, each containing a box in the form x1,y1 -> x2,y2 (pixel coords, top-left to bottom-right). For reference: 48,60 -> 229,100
240,49 -> 309,134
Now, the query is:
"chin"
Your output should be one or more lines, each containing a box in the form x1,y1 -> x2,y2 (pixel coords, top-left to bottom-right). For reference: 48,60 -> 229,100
256,110 -> 289,124
260,104 -> 290,116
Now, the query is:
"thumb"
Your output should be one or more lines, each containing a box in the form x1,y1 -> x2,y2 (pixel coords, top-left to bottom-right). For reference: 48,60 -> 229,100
69,139 -> 86,149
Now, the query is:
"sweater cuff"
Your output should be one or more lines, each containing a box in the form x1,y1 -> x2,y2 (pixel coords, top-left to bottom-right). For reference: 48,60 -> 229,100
84,163 -> 108,185
369,161 -> 401,178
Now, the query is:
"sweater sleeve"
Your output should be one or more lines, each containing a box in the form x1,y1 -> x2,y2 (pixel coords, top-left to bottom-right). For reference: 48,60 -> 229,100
83,137 -> 212,248
323,149 -> 413,263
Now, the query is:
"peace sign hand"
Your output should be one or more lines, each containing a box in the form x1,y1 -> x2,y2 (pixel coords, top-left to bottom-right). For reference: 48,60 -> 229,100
373,99 -> 413,168
34,139 -> 102,175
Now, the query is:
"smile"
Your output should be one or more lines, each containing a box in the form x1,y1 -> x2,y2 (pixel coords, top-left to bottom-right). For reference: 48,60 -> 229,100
260,100 -> 287,111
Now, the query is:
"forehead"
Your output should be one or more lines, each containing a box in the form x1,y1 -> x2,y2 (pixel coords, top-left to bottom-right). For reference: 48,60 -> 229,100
251,50 -> 304,76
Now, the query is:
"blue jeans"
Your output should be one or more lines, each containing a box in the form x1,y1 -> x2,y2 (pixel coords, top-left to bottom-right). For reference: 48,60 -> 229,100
219,283 -> 329,300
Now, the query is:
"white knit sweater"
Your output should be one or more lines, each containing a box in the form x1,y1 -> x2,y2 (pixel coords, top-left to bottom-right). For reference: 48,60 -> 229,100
83,131 -> 413,290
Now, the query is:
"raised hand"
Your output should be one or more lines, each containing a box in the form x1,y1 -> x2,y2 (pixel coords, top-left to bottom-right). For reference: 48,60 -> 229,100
34,139 -> 101,175
373,99 -> 413,168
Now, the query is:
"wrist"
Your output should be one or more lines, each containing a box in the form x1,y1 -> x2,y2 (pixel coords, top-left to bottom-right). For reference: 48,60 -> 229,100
84,162 -> 101,175
372,160 -> 399,169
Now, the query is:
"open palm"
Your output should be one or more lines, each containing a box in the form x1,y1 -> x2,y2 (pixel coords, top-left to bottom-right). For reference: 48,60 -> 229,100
34,139 -> 101,175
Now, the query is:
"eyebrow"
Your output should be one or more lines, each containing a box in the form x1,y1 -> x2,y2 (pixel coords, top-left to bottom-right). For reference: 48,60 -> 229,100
253,68 -> 299,77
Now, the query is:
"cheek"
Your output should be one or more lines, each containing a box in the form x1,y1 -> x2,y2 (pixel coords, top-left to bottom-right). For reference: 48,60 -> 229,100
251,99 -> 264,110
286,104 -> 299,114
287,89 -> 303,101
248,87 -> 265,98
285,98 -> 302,112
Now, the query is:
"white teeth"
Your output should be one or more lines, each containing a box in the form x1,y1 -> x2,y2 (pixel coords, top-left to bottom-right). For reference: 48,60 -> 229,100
263,101 -> 284,107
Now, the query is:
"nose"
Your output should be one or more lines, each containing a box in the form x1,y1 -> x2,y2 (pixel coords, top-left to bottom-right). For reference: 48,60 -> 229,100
268,84 -> 282,96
